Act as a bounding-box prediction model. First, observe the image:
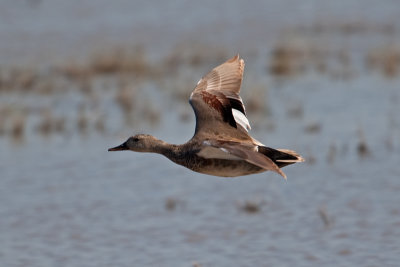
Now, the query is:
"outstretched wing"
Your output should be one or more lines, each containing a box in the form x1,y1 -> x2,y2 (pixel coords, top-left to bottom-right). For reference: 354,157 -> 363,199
189,54 -> 252,139
200,139 -> 287,179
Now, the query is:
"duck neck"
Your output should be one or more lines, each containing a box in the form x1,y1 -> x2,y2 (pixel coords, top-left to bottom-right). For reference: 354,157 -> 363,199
151,139 -> 183,163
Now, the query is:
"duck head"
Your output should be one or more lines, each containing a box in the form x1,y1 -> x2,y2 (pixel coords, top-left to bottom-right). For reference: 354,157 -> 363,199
108,134 -> 161,153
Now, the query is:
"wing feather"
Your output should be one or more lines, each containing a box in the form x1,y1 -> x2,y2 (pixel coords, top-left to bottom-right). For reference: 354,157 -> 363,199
206,140 -> 287,179
189,54 -> 252,137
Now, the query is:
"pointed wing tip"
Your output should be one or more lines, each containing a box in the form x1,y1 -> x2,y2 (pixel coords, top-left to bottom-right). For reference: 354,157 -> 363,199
228,54 -> 244,64
228,54 -> 240,62
232,54 -> 245,75
277,168 -> 287,180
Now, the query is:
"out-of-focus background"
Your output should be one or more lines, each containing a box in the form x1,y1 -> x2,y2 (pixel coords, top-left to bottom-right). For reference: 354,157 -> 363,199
1,1 -> 400,266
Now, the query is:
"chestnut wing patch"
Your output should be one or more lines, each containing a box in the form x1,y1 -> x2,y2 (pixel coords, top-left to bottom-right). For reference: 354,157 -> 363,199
200,91 -> 237,129
189,54 -> 251,134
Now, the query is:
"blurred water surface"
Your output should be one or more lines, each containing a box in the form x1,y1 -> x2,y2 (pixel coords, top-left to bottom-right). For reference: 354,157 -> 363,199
1,1 -> 400,266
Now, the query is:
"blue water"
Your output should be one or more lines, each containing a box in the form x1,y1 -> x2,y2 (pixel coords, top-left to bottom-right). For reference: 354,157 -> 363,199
1,1 -> 400,266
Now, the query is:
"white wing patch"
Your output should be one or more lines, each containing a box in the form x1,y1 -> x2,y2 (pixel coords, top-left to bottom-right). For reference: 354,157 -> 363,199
232,109 -> 251,131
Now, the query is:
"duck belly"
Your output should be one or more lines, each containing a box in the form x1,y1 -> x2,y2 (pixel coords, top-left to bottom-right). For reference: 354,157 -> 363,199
192,158 -> 265,177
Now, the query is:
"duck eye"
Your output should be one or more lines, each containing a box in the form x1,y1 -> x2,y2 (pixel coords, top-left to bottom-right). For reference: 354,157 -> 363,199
133,137 -> 139,142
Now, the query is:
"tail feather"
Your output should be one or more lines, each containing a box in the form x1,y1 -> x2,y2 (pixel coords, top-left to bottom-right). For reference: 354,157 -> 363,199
258,146 -> 304,168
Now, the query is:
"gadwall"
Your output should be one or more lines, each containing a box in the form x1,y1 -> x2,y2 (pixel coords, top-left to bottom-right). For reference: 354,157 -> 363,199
109,55 -> 304,178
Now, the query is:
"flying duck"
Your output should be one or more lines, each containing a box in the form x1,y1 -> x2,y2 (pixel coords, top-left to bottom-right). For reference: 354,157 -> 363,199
109,55 -> 304,178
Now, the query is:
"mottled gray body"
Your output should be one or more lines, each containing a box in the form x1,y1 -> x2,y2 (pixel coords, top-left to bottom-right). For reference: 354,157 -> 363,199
159,142 -> 264,177
109,55 -> 304,178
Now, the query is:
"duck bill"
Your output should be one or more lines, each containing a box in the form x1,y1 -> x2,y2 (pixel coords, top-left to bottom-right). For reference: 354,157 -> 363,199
108,142 -> 128,151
